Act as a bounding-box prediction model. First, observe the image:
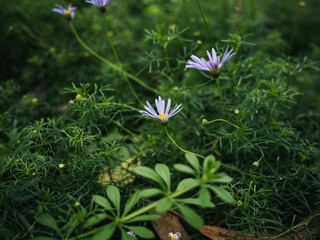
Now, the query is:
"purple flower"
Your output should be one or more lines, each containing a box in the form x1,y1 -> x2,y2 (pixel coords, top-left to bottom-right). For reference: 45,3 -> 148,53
186,46 -> 235,74
86,0 -> 111,7
140,96 -> 182,122
52,4 -> 76,19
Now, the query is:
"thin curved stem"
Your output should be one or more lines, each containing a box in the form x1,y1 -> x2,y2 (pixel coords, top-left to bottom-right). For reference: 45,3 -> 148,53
103,14 -> 143,105
69,21 -> 157,94
164,126 -> 205,159
215,78 -> 235,123
203,118 -> 239,128
195,0 -> 213,42
164,126 -> 252,177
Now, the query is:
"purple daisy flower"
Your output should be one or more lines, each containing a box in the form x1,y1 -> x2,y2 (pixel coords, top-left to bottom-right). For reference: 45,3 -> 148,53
52,4 -> 76,19
140,96 -> 182,122
86,0 -> 111,7
186,46 -> 235,74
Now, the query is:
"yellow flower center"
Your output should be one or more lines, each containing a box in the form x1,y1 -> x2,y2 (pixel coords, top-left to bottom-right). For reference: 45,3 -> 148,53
65,10 -> 71,15
208,64 -> 221,73
158,113 -> 169,121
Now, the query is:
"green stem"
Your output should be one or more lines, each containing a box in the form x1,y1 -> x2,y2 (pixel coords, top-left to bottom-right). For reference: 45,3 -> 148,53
120,184 -> 197,223
164,126 -> 252,177
103,14 -> 143,105
163,43 -> 175,83
68,21 -> 157,94
164,126 -> 205,159
195,0 -> 213,41
203,118 -> 238,128
215,78 -> 235,123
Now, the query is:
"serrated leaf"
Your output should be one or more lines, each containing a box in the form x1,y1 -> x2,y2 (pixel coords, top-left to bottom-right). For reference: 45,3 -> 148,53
124,214 -> 161,223
140,188 -> 163,198
176,178 -> 198,191
155,164 -> 171,191
83,213 -> 111,228
93,195 -> 113,210
178,205 -> 203,228
155,197 -> 173,213
185,153 -> 200,172
35,213 -> 61,235
174,164 -> 196,175
134,166 -> 164,186
122,191 -> 141,217
92,222 -> 116,240
126,226 -> 155,239
210,186 -> 234,204
106,186 -> 121,214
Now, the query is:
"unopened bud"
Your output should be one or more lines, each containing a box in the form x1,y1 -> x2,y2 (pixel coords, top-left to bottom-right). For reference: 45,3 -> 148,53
32,98 -> 38,104
252,161 -> 259,167
234,109 -> 239,115
202,119 -> 208,125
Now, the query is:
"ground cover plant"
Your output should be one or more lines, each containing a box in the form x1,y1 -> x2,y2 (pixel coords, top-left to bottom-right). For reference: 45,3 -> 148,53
1,0 -> 320,239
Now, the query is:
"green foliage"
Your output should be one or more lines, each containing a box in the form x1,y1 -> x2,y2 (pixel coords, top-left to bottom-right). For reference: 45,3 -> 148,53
1,0 -> 320,239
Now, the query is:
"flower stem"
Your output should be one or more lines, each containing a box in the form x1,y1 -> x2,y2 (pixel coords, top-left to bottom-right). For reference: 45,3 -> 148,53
215,77 -> 235,123
164,126 -> 251,177
164,126 -> 205,159
68,22 -> 157,94
103,14 -> 143,105
203,118 -> 239,128
195,0 -> 213,42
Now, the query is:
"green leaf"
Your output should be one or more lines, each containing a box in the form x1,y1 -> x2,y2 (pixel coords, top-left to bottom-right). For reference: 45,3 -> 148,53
140,188 -> 163,198
199,187 -> 212,207
209,173 -> 233,183
93,195 -> 113,210
155,164 -> 171,191
122,191 -> 141,217
209,186 -> 234,204
83,213 -> 111,228
106,186 -> 121,214
185,153 -> 200,172
174,164 -> 196,175
92,222 -> 116,240
134,166 -> 164,186
124,214 -> 161,223
203,155 -> 216,174
35,213 -> 61,235
155,197 -> 173,213
30,238 -> 58,240
178,205 -> 204,229
120,228 -> 133,240
176,198 -> 215,208
126,226 -> 155,239
176,178 -> 198,192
